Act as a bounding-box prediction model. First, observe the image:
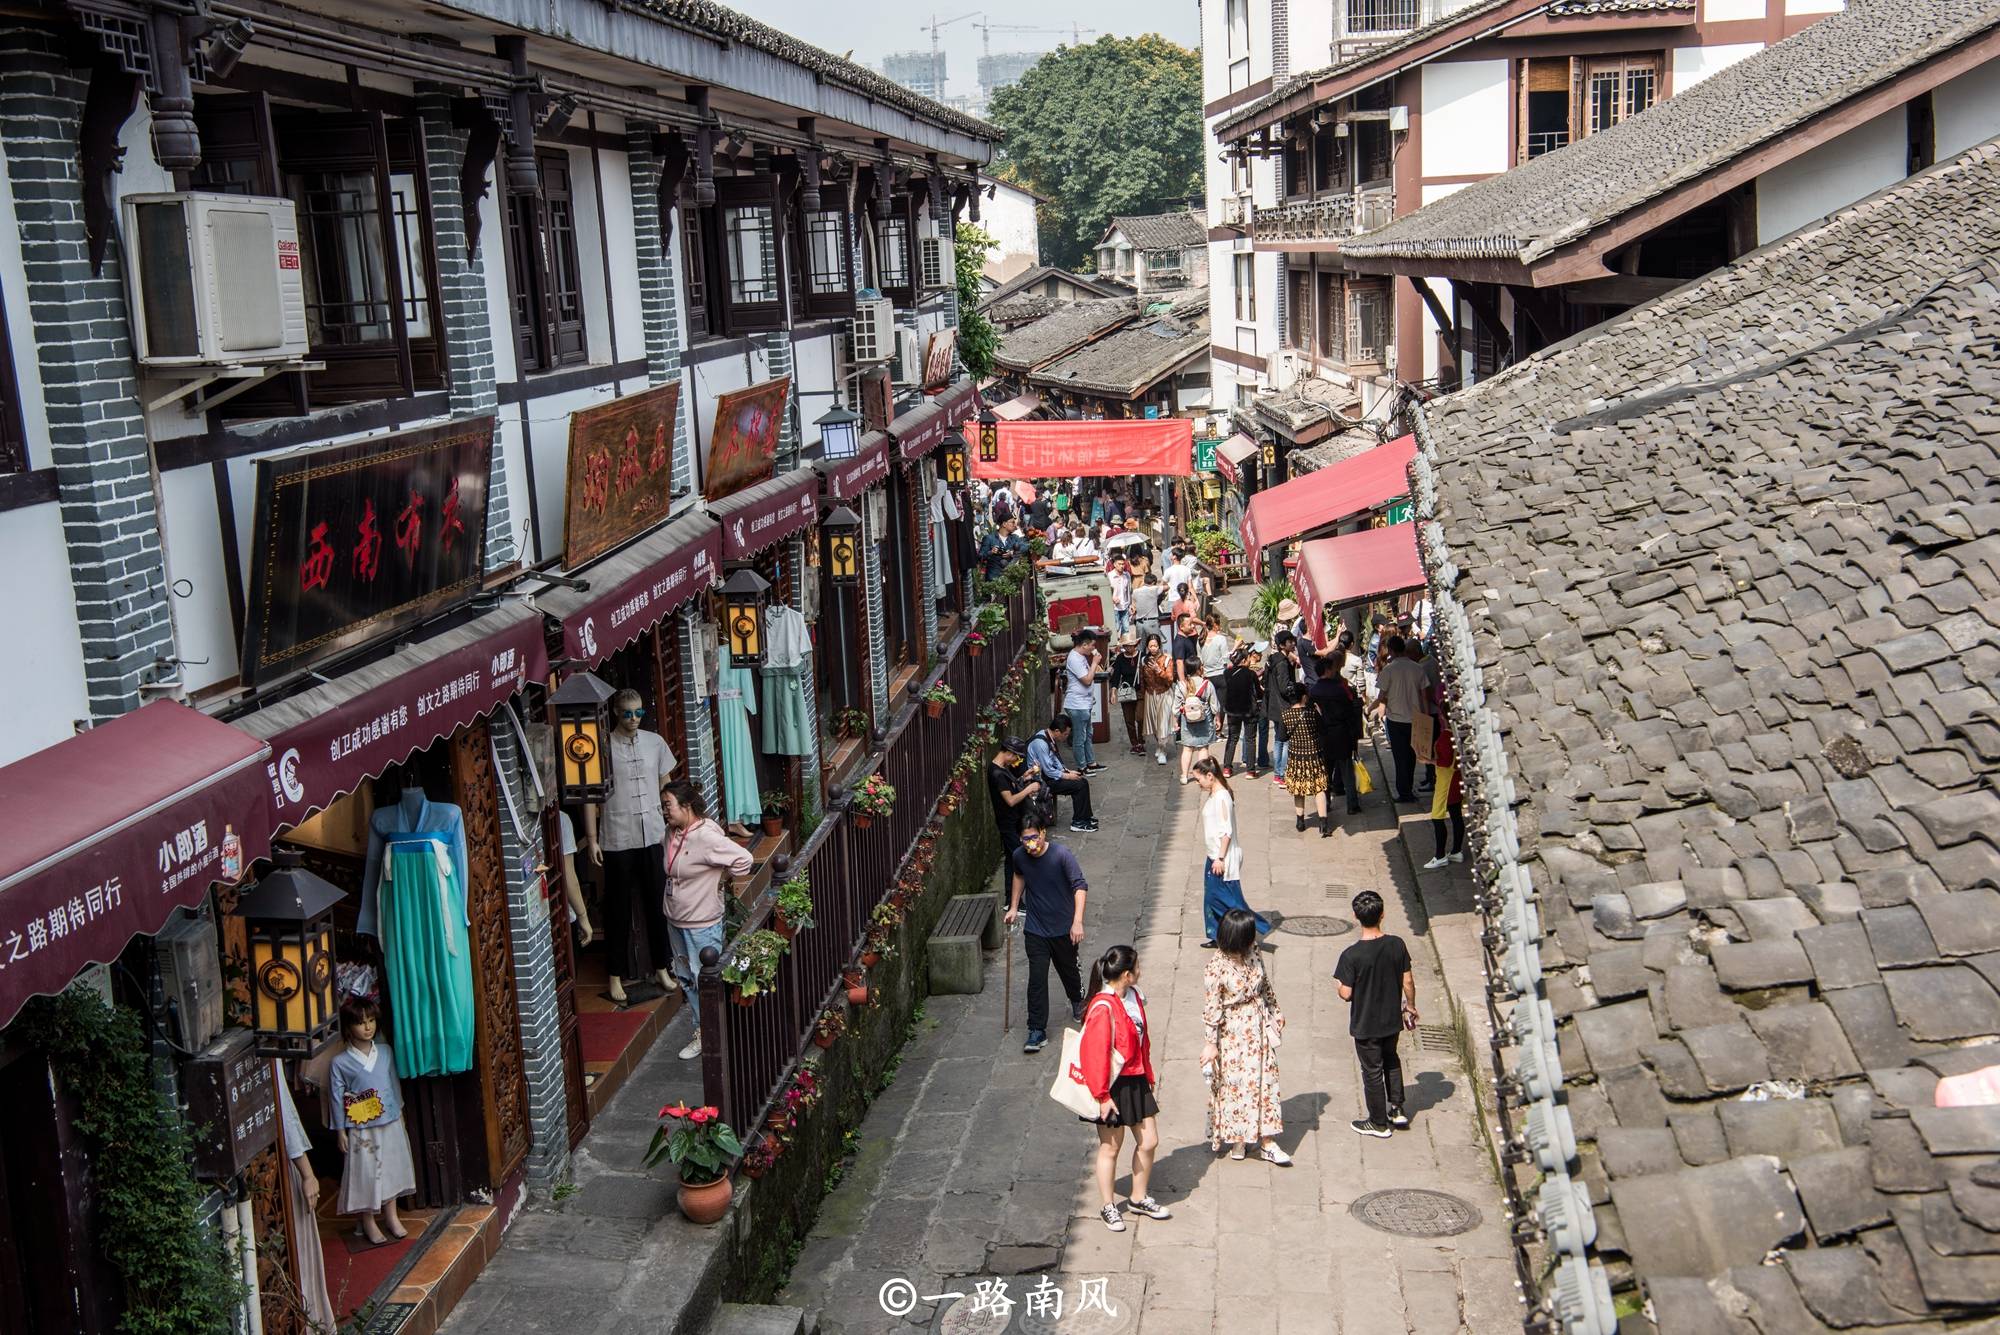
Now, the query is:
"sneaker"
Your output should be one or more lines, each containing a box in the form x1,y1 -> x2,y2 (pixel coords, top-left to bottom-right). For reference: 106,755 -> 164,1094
1350,1119 -> 1393,1139
1023,1030 -> 1047,1054
1085,763 -> 1108,775
1099,1204 -> 1126,1232
1260,1144 -> 1294,1167
1389,1108 -> 1411,1130
1070,819 -> 1101,833
1424,855 -> 1450,870
1272,774 -> 1287,787
1072,999 -> 1086,1023
1199,939 -> 1218,949
678,1035 -> 703,1060
1449,852 -> 1465,863
1156,751 -> 1168,765
1222,766 -> 1233,777
1127,1196 -> 1172,1220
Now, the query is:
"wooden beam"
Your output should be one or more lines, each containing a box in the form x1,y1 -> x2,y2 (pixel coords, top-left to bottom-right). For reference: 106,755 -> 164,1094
1454,280 -> 1511,366
1411,277 -> 1460,363
1558,274 -> 1686,306
1507,283 -> 1564,352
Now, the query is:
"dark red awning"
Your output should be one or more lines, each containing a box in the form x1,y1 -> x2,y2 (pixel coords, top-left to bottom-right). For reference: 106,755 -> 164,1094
710,467 -> 818,560
817,431 -> 892,501
235,604 -> 549,825
1291,524 -> 1425,646
539,509 -> 721,667
0,702 -> 274,1028
891,380 -> 978,461
1242,434 -> 1415,578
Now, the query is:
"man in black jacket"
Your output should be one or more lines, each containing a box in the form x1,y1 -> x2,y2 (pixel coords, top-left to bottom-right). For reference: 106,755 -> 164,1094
1262,631 -> 1298,785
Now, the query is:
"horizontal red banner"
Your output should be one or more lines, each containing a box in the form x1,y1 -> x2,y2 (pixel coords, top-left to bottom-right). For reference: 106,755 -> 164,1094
971,418 -> 1196,480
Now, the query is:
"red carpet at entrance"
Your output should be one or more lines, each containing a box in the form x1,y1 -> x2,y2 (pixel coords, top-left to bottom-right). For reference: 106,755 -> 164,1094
580,1007 -> 651,1064
320,1212 -> 427,1320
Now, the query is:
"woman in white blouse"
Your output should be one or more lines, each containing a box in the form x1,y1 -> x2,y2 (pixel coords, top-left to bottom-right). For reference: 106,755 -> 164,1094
1192,758 -> 1270,949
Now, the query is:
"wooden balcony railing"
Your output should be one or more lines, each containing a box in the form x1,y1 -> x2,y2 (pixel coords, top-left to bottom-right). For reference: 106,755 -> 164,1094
1251,194 -> 1357,245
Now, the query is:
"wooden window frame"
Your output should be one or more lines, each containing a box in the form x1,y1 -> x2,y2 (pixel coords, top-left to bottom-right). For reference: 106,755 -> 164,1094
1577,54 -> 1661,140
713,174 -> 789,335
1286,267 -> 1312,350
1315,269 -> 1343,362
502,147 -> 590,374
1347,281 -> 1390,366
1281,122 -> 1309,200
1233,254 -> 1256,323
790,196 -> 855,320
679,179 -> 714,341
0,282 -> 24,474
873,197 -> 916,306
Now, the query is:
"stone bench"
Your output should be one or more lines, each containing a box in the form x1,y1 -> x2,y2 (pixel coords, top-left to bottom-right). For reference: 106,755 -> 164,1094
927,893 -> 1001,995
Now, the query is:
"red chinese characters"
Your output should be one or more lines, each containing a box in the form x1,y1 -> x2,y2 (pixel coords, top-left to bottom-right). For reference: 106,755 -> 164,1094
441,477 -> 465,553
615,426 -> 644,498
394,488 -> 425,565
648,421 -> 669,476
581,444 -> 613,516
301,522 -> 335,593
353,498 -> 382,582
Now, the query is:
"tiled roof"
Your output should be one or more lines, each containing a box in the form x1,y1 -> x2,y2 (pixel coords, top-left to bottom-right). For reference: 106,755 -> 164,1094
1253,379 -> 1359,437
983,294 -> 1059,325
981,263 -> 1128,307
1287,426 -> 1381,473
992,298 -> 1136,373
1104,210 -> 1207,251
1028,292 -> 1209,397
1410,141 -> 2000,1330
626,1 -> 1000,140
1545,0 -> 1691,13
1345,0 -> 2000,265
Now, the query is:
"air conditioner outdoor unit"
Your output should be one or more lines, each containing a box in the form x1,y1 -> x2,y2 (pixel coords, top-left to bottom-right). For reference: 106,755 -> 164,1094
918,233 -> 955,290
852,296 -> 896,363
156,903 -> 224,1052
122,192 -> 308,367
893,328 -> 923,385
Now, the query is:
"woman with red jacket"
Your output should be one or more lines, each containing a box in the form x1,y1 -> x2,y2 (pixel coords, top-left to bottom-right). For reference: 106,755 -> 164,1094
1423,714 -> 1466,869
1079,945 -> 1173,1231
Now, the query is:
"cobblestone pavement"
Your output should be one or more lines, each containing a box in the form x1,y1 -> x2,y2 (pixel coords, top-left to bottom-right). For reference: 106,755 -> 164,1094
783,730 -> 1519,1334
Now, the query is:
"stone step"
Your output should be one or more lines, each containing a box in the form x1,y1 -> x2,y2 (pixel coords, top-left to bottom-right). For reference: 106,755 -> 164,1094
706,1302 -> 815,1335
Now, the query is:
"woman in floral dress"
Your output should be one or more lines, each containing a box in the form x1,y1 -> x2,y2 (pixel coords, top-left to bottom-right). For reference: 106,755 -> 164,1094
1279,684 -> 1330,835
1201,909 -> 1291,1163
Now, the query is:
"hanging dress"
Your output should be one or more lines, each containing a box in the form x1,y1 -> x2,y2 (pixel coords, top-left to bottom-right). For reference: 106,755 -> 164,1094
760,604 -> 812,757
929,475 -> 959,596
363,792 -> 477,1077
714,644 -> 763,826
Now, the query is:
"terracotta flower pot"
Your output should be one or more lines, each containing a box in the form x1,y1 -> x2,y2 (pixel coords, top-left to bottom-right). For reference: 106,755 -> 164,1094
762,815 -> 785,837
846,982 -> 871,1006
926,700 -> 945,718
813,1031 -> 836,1050
854,812 -> 873,829
732,988 -> 757,1007
860,949 -> 881,968
773,914 -> 796,941
677,1174 -> 733,1224
968,643 -> 985,657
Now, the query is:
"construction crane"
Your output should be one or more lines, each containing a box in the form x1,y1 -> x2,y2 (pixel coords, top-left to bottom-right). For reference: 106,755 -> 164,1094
975,20 -> 1098,57
919,11 -> 982,99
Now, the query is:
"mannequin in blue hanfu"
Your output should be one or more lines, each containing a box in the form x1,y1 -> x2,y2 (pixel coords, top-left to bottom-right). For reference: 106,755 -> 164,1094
360,783 -> 476,1077
713,644 -> 763,840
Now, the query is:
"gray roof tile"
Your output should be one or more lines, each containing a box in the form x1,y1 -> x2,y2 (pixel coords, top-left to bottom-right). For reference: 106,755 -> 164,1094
1607,1157 -> 1804,1277
1790,1147 -> 1893,1241
1101,210 -> 1206,251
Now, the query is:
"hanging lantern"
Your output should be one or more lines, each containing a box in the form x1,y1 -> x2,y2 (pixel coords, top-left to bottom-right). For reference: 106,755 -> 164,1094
550,670 -> 617,805
1261,437 -> 1278,470
976,404 -> 999,464
815,402 -> 862,461
939,426 -> 969,486
722,566 -> 772,663
232,849 -> 346,1059
823,505 -> 861,585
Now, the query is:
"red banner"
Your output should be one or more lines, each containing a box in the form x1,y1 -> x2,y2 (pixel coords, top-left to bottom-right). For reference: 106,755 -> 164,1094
970,418 -> 1195,480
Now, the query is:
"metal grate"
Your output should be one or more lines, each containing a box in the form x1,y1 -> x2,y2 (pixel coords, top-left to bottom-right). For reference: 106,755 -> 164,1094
1277,914 -> 1354,937
1350,1188 -> 1483,1238
1416,1023 -> 1457,1053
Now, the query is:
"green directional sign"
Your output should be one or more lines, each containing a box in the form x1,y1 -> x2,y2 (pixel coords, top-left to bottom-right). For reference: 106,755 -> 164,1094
1194,438 -> 1218,473
1385,498 -> 1413,525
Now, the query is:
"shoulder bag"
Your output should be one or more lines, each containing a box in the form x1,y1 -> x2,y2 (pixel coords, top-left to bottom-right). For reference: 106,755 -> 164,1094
1049,997 -> 1123,1118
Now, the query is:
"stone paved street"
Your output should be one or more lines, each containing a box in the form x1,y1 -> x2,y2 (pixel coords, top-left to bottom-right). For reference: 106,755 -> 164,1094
783,730 -> 1518,1334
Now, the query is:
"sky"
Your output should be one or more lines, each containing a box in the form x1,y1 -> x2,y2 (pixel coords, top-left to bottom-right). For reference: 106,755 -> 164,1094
728,0 -> 1200,107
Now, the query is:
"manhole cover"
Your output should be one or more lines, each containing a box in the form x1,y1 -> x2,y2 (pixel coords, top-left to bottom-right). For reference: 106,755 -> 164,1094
1278,914 -> 1354,937
1350,1188 -> 1483,1238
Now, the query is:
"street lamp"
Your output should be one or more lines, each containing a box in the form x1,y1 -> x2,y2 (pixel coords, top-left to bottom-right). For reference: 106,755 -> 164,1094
550,670 -> 617,805
822,505 -> 861,585
722,566 -> 772,664
939,426 -> 969,486
232,849 -> 346,1059
815,402 -> 862,460
975,404 -> 999,464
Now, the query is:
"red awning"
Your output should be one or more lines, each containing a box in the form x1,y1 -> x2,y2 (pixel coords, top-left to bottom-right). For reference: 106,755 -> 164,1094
891,380 -> 978,461
991,391 -> 1041,421
539,509 -> 721,666
0,702 -> 275,1028
971,418 -> 1195,481
236,604 -> 549,825
1242,434 -> 1415,577
1291,524 -> 1425,646
711,467 -> 817,560
1216,432 -> 1259,484
817,431 -> 892,502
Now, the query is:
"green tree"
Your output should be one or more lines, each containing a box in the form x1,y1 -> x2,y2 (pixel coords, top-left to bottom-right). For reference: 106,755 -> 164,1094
954,221 -> 998,379
987,35 -> 1203,271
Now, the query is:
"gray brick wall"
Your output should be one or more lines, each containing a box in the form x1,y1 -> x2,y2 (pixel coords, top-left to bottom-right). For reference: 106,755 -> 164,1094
1,30 -> 173,723
915,461 -> 938,656
1273,0 -> 1291,79
632,134 -> 694,498
862,497 -> 890,716
784,535 -> 822,812
417,93 -> 511,571
678,606 -> 720,814
491,722 -> 569,1185
758,331 -> 799,469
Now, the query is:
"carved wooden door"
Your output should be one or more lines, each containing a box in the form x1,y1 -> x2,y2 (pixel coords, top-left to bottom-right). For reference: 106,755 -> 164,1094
544,803 -> 590,1148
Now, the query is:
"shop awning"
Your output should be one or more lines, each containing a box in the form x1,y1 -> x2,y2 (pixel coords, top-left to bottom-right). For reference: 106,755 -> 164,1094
0,702 -> 275,1028
1241,434 -> 1415,577
1291,524 -> 1425,646
971,418 -> 1196,481
710,467 -> 817,560
1216,432 -> 1259,484
890,380 -> 978,461
991,391 -> 1042,421
539,508 -> 721,667
236,604 -> 549,825
817,431 -> 891,502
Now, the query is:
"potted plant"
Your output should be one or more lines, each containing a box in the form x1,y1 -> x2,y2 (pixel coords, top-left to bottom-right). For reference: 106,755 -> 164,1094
834,706 -> 871,741
814,1006 -> 847,1049
863,925 -> 897,966
851,773 -> 897,829
645,1103 -> 742,1223
741,1133 -> 784,1180
785,1070 -> 821,1119
759,789 -> 790,838
773,872 -> 814,939
922,681 -> 956,718
721,929 -> 789,1004
843,968 -> 870,1006
966,629 -> 988,658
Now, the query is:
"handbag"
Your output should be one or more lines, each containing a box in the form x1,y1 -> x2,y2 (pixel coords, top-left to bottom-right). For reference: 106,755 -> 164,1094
1411,711 -> 1437,765
1049,998 -> 1123,1118
1354,759 -> 1374,795
1116,682 -> 1139,703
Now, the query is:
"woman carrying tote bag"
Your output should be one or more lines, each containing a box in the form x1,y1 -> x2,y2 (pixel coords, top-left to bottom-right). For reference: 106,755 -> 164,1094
1056,945 -> 1172,1232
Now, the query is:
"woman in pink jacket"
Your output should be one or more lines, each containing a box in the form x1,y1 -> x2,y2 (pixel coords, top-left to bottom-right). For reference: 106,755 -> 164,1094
1079,944 -> 1173,1232
662,781 -> 753,1059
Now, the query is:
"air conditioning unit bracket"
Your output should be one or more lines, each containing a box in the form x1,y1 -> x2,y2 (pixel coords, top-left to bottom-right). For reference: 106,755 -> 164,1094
144,359 -> 326,415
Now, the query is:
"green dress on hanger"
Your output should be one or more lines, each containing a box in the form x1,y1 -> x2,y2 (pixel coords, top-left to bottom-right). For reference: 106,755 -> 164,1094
714,645 -> 762,826
363,792 -> 477,1078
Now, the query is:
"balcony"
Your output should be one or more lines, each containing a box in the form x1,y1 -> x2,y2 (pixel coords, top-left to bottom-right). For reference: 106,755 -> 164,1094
1251,193 -> 1357,245
1334,0 -> 1482,59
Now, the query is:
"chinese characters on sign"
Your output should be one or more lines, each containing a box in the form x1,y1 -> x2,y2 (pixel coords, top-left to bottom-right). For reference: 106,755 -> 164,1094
876,1275 -> 1120,1323
703,377 -> 789,502
241,418 -> 495,686
563,380 -> 682,567
969,417 -> 1197,482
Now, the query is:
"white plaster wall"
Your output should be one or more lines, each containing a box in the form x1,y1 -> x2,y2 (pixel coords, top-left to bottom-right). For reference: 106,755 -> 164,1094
591,138 -> 648,367
478,186 -> 524,386
979,177 -> 1041,274
1290,0 -> 1335,79
520,377 -> 648,560
791,332 -> 841,445
1755,105 -> 1908,245
0,106 -> 48,470
1420,61 -> 1510,178
157,466 -> 239,693
1673,43 -> 1764,92
1934,64 -> 2000,160
1786,0 -> 1843,13
0,502 -> 93,765
1702,0 -> 1766,21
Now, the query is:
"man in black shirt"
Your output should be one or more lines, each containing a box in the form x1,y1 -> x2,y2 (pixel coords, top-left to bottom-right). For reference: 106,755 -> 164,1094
987,736 -> 1044,868
1333,890 -> 1417,1137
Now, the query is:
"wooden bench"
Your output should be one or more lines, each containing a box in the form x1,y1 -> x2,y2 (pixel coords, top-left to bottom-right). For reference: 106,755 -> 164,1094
927,893 -> 1002,995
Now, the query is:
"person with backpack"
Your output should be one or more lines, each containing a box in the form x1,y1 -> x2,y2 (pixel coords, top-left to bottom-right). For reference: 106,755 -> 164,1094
1077,944 -> 1171,1232
1138,632 -> 1177,764
1220,645 -> 1262,778
1026,716 -> 1099,832
1334,890 -> 1418,1137
1171,666 -> 1219,783
1004,817 -> 1088,1055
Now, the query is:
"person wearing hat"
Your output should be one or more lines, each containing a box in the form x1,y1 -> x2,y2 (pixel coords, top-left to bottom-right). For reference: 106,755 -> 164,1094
1275,596 -> 1303,644
1108,631 -> 1146,755
988,736 -> 1046,868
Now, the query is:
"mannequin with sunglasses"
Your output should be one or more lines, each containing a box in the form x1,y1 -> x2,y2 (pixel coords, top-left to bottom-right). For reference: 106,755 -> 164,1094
581,688 -> 679,1005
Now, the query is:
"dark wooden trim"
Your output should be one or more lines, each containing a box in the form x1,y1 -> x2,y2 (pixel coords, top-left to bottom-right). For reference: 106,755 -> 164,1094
1411,277 -> 1460,363
1456,280 -> 1513,366
517,396 -> 542,565
496,357 -> 648,405
585,112 -> 621,365
686,333 -> 756,366
1212,343 -> 1265,372
156,391 -> 451,472
208,62 -> 416,118
1203,77 -> 1276,120
1207,224 -> 1245,242
0,468 -> 56,513
211,460 -> 247,647
548,122 -> 628,155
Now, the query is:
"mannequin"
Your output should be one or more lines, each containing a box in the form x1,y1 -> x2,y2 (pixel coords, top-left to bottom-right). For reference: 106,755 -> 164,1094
713,643 -> 761,840
760,589 -> 811,758
329,997 -> 415,1247
581,689 -> 677,1005
362,782 -> 475,1076
557,810 -> 593,946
